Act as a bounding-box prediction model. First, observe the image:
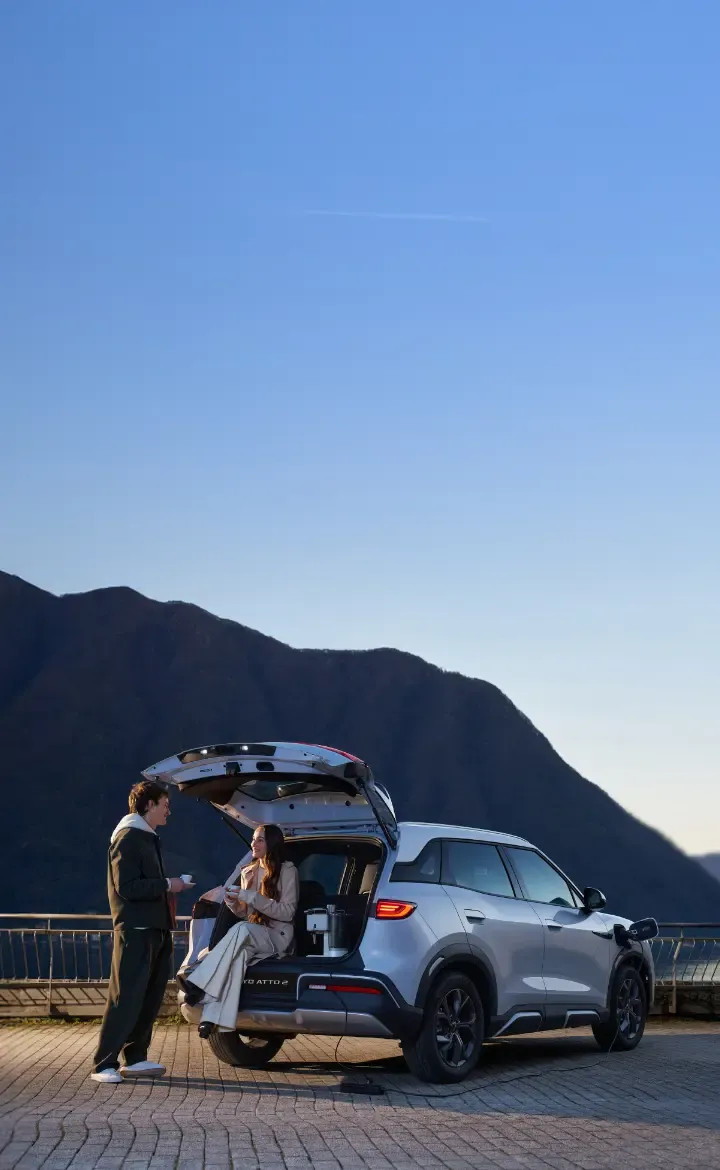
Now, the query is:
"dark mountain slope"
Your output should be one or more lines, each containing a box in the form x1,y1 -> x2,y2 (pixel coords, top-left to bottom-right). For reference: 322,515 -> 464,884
0,570 -> 717,921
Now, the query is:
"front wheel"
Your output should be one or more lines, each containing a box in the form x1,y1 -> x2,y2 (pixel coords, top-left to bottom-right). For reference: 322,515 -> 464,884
593,964 -> 647,1052
402,971 -> 484,1083
208,1030 -> 286,1067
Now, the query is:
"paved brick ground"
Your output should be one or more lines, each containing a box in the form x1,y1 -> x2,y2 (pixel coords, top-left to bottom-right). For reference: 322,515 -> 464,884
1,1021 -> 719,1169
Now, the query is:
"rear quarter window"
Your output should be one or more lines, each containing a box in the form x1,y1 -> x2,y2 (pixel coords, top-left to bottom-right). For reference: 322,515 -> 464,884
390,839 -> 441,884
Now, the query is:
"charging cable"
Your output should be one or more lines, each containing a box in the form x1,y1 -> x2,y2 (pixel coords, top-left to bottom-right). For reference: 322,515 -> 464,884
333,1035 -> 385,1095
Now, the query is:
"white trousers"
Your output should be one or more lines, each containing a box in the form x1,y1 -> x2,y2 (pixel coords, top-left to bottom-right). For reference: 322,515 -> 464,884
187,920 -> 280,1032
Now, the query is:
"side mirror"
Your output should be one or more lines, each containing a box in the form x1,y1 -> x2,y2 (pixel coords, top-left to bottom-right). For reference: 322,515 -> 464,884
583,887 -> 607,912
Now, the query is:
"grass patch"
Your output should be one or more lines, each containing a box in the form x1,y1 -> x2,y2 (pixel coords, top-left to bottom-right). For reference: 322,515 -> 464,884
0,1016 -> 94,1026
1,1012 -> 186,1027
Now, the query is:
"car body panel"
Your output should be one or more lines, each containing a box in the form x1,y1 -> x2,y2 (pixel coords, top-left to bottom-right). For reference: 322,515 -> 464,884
441,884 -> 547,1015
530,903 -> 617,1007
361,878 -> 466,1006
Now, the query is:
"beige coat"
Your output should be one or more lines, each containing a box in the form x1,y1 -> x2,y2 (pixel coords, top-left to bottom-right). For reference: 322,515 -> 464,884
237,859 -> 300,954
187,860 -> 300,1032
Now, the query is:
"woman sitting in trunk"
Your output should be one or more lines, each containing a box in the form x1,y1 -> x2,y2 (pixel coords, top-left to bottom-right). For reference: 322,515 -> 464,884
181,824 -> 299,1034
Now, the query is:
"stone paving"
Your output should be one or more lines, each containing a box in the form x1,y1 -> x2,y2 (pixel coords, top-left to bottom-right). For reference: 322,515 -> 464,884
1,1020 -> 719,1169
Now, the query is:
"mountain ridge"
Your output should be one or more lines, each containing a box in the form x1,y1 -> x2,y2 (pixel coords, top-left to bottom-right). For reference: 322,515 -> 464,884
0,569 -> 717,922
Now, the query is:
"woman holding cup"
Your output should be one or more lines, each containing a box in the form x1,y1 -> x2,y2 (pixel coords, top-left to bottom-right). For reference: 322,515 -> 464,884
178,824 -> 299,1034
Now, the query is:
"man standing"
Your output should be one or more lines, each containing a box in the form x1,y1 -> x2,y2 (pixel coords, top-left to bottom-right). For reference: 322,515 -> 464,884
91,781 -> 194,1084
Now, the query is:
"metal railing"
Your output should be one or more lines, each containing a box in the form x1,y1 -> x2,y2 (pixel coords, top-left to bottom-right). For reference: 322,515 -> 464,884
652,927 -> 720,983
0,915 -> 191,992
651,924 -> 720,1015
1,915 -> 719,1018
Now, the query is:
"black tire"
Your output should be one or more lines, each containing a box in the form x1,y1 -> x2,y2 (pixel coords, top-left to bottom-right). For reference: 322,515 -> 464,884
207,1030 -> 286,1067
593,963 -> 647,1052
402,971 -> 484,1083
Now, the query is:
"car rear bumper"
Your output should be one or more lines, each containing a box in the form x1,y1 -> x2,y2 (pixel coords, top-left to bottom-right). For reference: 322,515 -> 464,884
179,963 -> 423,1042
182,1002 -> 397,1038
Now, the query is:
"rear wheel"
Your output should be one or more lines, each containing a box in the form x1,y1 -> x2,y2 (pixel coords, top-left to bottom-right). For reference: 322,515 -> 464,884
402,971 -> 484,1083
593,964 -> 647,1052
207,1030 -> 286,1067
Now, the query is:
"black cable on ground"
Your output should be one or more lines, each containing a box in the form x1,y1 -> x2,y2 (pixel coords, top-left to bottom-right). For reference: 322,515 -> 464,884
327,1019 -> 624,1100
378,1021 -> 626,1100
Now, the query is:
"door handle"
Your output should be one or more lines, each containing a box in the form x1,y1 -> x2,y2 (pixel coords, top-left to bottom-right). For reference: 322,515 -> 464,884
544,920 -> 563,930
465,912 -> 486,924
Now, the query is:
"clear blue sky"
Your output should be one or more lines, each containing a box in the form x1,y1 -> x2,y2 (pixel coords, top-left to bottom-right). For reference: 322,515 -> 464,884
1,3 -> 719,854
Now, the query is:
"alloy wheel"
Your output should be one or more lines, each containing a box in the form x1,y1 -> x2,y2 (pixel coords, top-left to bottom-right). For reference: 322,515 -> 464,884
435,987 -> 477,1068
616,975 -> 643,1040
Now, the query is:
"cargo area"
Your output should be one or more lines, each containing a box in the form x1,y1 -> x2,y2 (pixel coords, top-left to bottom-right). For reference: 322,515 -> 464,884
179,834 -> 387,1027
283,834 -> 384,958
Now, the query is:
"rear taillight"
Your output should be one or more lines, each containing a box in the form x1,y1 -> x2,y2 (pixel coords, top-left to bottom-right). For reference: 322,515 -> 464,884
373,899 -> 416,920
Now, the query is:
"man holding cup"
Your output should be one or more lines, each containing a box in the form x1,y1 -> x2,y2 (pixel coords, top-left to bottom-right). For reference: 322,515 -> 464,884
91,781 -> 194,1083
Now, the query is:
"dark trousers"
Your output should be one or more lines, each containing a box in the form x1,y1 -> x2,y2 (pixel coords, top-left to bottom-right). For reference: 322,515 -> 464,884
93,928 -> 172,1072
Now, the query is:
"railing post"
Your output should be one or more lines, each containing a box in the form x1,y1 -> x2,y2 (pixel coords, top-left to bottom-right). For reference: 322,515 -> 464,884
670,926 -> 684,1015
46,918 -> 53,1015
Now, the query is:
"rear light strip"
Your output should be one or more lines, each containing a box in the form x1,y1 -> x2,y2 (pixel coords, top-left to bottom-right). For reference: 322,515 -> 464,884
307,983 -> 382,995
329,984 -> 381,995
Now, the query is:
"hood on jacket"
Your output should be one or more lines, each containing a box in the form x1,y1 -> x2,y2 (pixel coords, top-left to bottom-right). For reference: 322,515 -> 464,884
110,812 -> 157,844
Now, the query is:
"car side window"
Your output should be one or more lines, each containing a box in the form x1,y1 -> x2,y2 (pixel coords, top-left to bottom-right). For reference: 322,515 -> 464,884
390,839 -> 441,884
442,841 -> 515,898
506,848 -> 576,907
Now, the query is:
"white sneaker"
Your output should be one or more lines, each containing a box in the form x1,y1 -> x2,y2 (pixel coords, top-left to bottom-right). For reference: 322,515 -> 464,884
91,1068 -> 123,1084
120,1060 -> 166,1077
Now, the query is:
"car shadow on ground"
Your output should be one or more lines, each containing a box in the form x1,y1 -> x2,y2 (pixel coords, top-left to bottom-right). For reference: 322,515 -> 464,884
168,1030 -> 720,1131
175,1035 -> 600,1093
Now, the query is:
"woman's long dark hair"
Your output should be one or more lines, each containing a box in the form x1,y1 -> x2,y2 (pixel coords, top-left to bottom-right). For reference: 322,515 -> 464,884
248,823 -> 285,925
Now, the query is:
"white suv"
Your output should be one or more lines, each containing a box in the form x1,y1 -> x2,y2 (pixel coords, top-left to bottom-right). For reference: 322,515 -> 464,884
144,741 -> 657,1084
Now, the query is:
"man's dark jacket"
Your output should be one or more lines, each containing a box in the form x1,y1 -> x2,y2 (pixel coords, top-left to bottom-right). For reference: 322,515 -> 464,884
108,825 -> 173,930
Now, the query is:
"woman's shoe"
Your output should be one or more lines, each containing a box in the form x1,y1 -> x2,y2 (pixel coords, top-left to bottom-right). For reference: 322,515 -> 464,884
198,1022 -> 215,1039
177,971 -> 205,1007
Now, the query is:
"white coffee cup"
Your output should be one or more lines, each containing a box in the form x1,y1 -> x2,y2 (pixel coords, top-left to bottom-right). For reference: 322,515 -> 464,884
181,874 -> 194,884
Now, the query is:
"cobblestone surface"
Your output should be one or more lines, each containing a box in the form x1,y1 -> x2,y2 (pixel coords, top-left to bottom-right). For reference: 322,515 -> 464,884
1,1021 -> 719,1169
